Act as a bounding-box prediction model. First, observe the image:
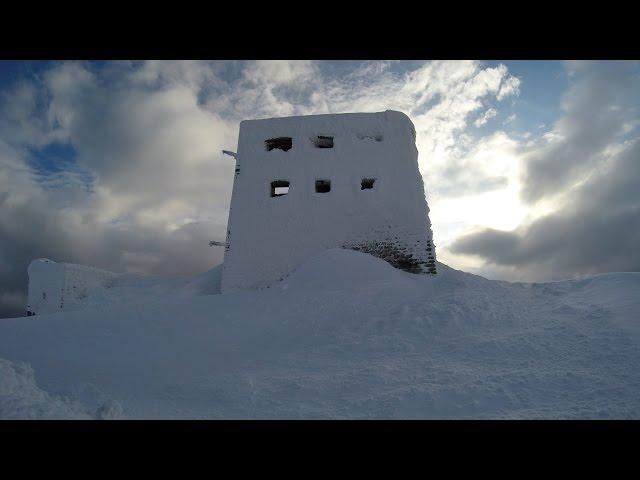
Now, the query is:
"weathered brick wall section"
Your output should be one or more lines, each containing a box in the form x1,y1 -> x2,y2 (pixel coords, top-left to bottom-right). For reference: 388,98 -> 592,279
340,217 -> 436,274
344,236 -> 436,275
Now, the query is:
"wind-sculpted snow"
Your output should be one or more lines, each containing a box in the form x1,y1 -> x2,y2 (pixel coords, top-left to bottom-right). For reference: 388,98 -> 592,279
0,358 -> 123,419
1,249 -> 639,418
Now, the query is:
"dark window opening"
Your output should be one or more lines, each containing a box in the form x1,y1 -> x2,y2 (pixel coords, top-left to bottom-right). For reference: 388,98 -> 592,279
42,292 -> 47,300
311,135 -> 334,148
361,178 -> 376,190
315,179 -> 331,193
271,180 -> 290,197
265,137 -> 292,152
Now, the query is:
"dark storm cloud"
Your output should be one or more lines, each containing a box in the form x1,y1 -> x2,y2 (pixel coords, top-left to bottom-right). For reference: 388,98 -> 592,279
452,138 -> 640,280
521,61 -> 639,203
451,61 -> 640,281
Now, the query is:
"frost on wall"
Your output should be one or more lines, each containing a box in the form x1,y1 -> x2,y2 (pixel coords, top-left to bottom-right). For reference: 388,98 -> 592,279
221,110 -> 436,294
27,259 -> 117,316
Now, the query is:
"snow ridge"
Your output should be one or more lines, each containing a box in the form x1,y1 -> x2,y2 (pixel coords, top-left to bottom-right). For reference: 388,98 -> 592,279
1,249 -> 639,419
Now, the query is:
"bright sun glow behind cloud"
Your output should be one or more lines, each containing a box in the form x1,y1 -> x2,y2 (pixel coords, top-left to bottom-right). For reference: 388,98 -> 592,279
427,131 -> 529,268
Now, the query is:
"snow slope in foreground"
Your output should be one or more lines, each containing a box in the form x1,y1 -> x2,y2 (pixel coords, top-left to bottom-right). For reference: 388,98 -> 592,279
1,249 -> 639,419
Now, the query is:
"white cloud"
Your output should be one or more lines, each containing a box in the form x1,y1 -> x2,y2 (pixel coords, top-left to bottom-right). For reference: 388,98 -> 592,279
497,74 -> 521,100
431,131 -> 527,264
474,108 -> 498,127
242,60 -> 317,86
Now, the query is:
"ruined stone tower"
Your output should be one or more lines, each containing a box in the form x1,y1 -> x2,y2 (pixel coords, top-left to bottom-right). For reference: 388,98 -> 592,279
221,110 -> 436,293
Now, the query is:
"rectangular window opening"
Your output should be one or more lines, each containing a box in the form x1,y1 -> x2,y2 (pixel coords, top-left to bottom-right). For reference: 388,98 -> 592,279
271,180 -> 290,197
315,179 -> 331,193
361,178 -> 376,190
265,137 -> 292,152
311,135 -> 334,148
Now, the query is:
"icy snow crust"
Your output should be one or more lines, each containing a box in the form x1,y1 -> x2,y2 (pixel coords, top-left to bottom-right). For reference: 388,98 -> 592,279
222,110 -> 436,293
2,249 -> 640,419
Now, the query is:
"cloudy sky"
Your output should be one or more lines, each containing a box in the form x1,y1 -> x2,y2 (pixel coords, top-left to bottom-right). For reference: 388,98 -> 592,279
1,60 -> 638,317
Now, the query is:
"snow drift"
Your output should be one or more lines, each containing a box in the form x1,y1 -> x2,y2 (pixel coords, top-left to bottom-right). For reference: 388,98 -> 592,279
1,249 -> 639,419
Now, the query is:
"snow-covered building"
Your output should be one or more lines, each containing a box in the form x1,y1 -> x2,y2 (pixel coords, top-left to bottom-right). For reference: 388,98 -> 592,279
221,110 -> 436,293
26,259 -> 117,316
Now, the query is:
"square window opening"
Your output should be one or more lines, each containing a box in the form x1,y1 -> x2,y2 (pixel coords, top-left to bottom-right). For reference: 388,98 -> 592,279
265,137 -> 292,152
361,178 -> 376,190
315,179 -> 331,193
271,180 -> 290,197
311,135 -> 334,148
